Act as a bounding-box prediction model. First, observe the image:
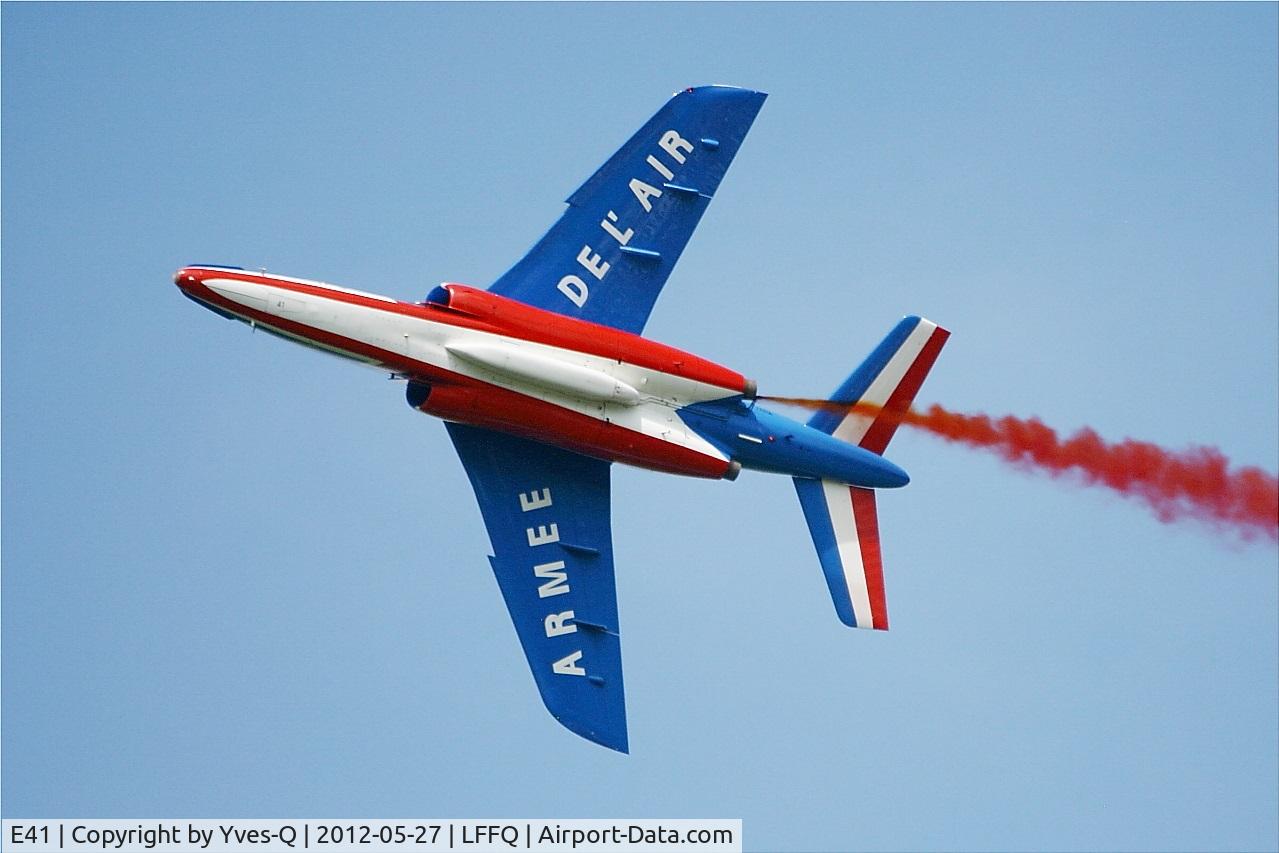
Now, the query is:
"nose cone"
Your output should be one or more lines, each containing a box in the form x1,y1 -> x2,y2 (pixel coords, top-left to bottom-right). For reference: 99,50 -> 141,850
173,266 -> 242,322
174,267 -> 200,292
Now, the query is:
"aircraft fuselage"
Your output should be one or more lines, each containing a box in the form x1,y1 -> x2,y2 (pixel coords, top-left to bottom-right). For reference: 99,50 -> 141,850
175,265 -> 909,489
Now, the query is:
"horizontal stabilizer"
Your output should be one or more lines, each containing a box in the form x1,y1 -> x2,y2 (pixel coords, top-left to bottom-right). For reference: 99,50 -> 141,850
794,315 -> 948,627
809,316 -> 950,453
794,478 -> 887,630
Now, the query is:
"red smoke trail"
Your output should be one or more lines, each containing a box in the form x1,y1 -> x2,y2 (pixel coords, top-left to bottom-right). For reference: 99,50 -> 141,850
762,397 -> 1279,541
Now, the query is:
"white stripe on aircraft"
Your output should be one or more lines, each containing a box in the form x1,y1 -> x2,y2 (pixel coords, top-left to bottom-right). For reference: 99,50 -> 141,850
822,479 -> 874,628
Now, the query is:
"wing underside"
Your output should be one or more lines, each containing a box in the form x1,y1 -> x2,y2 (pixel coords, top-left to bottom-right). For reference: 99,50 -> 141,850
445,422 -> 627,752
488,85 -> 766,335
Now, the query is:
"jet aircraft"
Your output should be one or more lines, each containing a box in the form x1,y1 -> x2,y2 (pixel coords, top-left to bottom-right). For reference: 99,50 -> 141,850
175,85 -> 948,753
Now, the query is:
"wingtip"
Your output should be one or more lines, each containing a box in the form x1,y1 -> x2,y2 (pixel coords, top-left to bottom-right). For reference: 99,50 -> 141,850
555,712 -> 629,754
906,315 -> 952,341
839,615 -> 891,631
677,84 -> 768,99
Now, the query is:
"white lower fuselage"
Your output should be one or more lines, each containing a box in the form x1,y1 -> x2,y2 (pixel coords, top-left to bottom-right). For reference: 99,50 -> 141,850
176,267 -> 749,478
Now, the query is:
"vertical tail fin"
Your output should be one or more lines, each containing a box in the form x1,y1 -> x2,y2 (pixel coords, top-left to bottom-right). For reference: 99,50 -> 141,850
795,316 -> 949,629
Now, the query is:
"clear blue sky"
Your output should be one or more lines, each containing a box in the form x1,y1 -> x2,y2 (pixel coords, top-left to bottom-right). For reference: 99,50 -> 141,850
4,4 -> 1276,851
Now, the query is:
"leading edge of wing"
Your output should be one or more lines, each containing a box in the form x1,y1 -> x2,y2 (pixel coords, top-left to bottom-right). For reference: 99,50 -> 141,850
488,85 -> 767,336
445,422 -> 628,753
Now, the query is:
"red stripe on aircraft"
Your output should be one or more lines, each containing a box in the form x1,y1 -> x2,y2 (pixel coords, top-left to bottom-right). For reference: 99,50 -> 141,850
416,378 -> 731,479
850,486 -> 888,630
178,270 -> 748,394
859,327 -> 951,455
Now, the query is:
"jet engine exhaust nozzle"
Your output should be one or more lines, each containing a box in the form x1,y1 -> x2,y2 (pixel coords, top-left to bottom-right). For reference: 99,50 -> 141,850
406,380 -> 432,409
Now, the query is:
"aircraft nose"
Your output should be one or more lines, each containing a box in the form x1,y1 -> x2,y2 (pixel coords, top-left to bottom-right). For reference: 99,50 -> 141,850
174,267 -> 197,290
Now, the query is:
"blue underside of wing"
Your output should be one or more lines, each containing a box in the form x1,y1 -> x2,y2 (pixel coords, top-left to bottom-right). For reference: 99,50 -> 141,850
445,423 -> 628,753
488,85 -> 766,335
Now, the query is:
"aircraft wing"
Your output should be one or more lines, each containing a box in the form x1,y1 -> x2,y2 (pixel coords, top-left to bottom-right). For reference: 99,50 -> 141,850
488,85 -> 766,335
444,422 -> 628,752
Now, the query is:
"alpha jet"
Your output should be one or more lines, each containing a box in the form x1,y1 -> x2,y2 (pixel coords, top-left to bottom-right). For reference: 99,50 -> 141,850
175,86 -> 948,753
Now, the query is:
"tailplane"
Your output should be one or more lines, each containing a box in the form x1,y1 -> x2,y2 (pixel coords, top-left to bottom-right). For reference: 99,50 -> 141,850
806,316 -> 950,450
794,316 -> 949,629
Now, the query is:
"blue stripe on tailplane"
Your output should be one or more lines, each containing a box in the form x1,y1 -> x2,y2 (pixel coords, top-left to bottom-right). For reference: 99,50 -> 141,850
488,86 -> 767,336
807,316 -> 921,435
792,477 -> 860,627
445,423 -> 627,753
